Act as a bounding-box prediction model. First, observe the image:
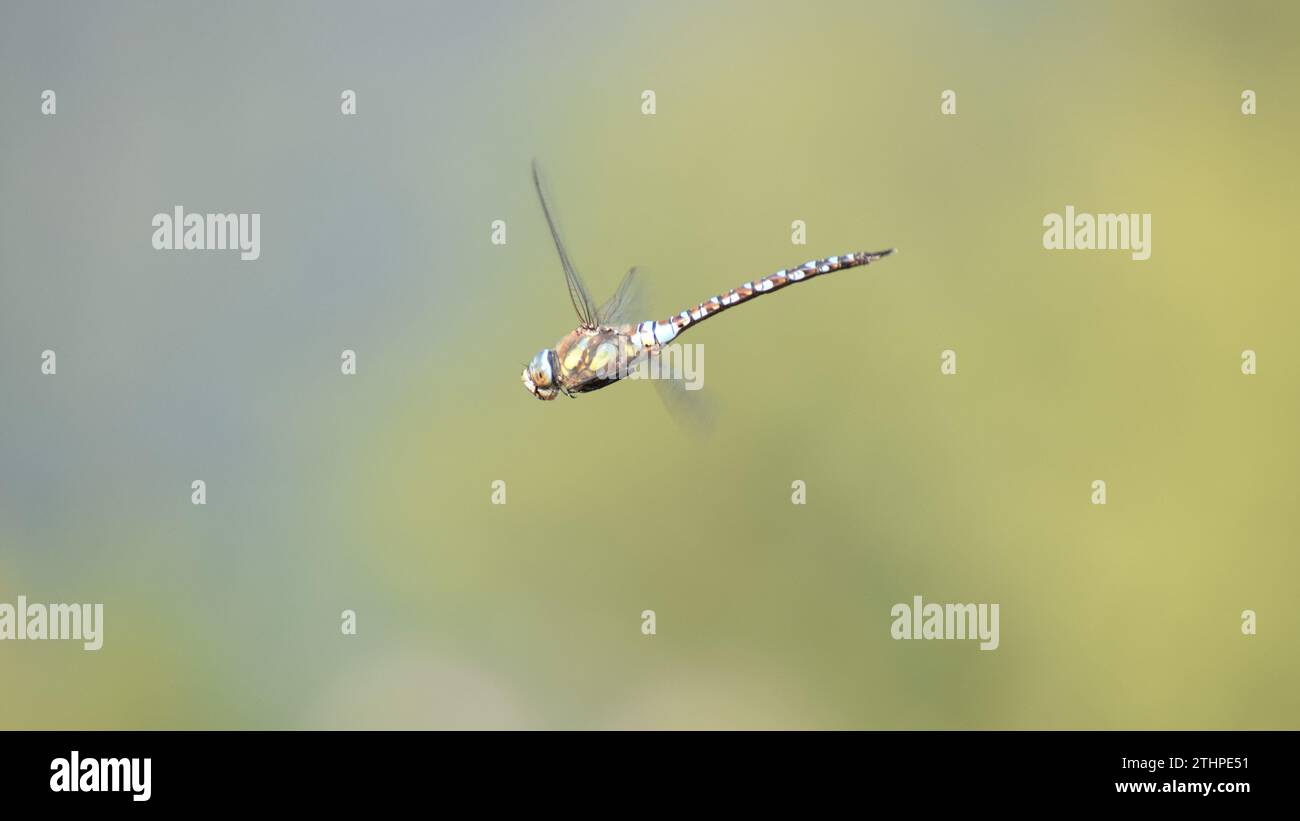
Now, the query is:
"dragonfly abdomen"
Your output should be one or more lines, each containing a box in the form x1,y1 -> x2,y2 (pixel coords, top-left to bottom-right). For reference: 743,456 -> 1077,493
628,249 -> 895,351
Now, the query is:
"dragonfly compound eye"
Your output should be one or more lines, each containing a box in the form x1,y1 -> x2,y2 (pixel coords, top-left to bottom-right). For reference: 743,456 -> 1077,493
527,349 -> 557,387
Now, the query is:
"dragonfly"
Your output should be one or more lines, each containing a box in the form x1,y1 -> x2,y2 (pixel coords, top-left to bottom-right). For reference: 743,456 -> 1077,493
521,162 -> 896,401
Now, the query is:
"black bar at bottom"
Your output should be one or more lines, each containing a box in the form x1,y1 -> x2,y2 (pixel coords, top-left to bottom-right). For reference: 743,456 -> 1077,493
3,730 -> 1285,807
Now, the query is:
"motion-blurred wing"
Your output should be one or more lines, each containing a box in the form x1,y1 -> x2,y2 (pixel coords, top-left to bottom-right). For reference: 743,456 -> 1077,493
650,348 -> 716,438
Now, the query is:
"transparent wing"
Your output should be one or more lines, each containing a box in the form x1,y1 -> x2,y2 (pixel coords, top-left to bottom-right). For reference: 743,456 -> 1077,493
532,160 -> 598,327
600,267 -> 713,433
649,347 -> 717,438
597,266 -> 648,327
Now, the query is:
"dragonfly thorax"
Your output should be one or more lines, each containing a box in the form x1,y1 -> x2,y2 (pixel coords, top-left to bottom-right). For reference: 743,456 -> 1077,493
522,348 -> 562,400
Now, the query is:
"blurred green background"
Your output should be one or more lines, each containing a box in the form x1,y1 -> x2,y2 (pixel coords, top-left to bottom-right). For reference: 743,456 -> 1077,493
1,0 -> 1296,728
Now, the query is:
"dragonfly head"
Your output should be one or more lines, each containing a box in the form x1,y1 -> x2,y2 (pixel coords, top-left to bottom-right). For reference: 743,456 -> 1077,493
522,348 -> 562,400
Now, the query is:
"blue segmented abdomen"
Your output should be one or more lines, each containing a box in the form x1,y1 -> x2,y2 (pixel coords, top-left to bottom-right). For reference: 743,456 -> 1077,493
627,249 -> 895,351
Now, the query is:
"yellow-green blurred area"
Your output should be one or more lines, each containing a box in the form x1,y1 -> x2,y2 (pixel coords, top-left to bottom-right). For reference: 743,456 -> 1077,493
1,0 -> 1297,728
